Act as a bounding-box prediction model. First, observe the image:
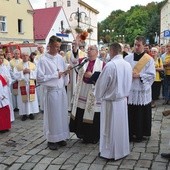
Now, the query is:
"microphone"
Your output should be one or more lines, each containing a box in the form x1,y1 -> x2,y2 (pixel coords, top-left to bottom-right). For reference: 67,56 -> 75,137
77,58 -> 89,70
61,58 -> 89,76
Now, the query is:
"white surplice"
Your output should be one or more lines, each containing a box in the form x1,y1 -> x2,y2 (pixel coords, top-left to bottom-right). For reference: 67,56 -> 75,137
14,62 -> 39,115
10,58 -> 22,110
0,64 -> 14,121
95,55 -> 132,160
124,53 -> 155,105
67,52 -> 79,112
34,54 -> 44,111
37,53 -> 70,142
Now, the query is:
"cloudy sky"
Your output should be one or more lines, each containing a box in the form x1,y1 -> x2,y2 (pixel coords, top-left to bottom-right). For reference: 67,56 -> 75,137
29,0 -> 163,21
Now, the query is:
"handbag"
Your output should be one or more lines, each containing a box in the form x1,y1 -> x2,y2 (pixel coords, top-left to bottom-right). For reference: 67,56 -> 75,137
158,58 -> 165,79
159,70 -> 165,79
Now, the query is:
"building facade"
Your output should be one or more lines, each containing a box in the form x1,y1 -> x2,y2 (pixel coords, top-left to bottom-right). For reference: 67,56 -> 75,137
45,0 -> 99,45
160,0 -> 170,44
34,7 -> 74,51
0,0 -> 34,44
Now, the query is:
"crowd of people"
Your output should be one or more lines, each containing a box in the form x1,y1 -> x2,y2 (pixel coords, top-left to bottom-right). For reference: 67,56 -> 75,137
0,35 -> 170,160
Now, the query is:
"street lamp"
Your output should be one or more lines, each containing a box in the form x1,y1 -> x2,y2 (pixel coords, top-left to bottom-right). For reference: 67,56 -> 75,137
103,29 -> 114,33
116,34 -> 124,43
102,29 -> 114,45
154,32 -> 159,44
69,8 -> 89,28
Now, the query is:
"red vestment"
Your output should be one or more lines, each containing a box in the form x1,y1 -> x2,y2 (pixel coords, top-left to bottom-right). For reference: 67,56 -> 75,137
0,75 -> 11,131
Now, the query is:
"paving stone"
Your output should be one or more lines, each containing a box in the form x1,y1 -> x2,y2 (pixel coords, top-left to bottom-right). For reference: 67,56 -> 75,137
39,157 -> 54,164
14,149 -> 29,156
89,163 -> 105,170
64,153 -> 85,165
8,163 -> 22,170
38,149 -> 52,156
20,162 -> 36,169
155,155 -> 169,163
26,148 -> 41,155
134,168 -> 149,170
2,155 -> 19,165
28,155 -> 44,163
125,152 -> 140,160
135,160 -> 152,168
74,162 -> 90,170
151,162 -> 167,170
60,164 -> 76,170
32,163 -> 49,170
0,156 -> 6,163
107,159 -> 122,166
119,160 -> 136,169
80,155 -> 96,164
103,164 -> 119,170
16,155 -> 31,163
132,147 -> 146,153
52,157 -> 68,165
140,153 -> 154,160
146,146 -> 159,153
0,164 -> 8,170
46,164 -> 61,170
4,150 -> 16,157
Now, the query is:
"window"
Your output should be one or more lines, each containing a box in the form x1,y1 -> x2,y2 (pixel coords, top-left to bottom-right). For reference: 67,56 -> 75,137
0,16 -> 7,32
18,19 -> 23,33
67,0 -> 71,7
53,1 -> 57,7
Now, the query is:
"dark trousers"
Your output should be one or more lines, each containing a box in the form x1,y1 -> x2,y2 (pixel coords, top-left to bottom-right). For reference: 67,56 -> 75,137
128,103 -> 152,139
152,81 -> 162,100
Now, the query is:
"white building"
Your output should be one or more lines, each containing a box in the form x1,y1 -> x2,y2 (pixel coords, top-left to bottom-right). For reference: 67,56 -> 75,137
160,0 -> 170,44
45,0 -> 99,45
33,7 -> 74,51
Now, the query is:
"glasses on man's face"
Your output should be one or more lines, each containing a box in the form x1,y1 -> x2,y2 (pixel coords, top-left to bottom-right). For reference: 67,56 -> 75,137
88,48 -> 96,51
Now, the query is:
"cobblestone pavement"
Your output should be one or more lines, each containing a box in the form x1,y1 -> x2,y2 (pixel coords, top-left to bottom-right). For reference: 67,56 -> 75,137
0,99 -> 170,170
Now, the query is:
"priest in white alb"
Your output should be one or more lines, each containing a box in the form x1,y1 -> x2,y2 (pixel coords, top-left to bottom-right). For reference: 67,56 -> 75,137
14,52 -> 39,121
37,35 -> 70,150
95,43 -> 132,160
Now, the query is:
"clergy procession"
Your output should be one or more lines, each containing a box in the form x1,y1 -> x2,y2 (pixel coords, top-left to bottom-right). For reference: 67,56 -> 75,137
1,34 -> 170,164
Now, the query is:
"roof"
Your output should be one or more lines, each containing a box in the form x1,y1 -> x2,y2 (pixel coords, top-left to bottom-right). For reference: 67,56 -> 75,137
78,0 -> 99,14
33,7 -> 62,40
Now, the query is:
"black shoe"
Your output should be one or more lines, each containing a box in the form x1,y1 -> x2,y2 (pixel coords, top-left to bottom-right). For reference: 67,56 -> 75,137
82,139 -> 98,144
29,114 -> 34,120
132,137 -> 148,143
98,152 -> 113,160
161,153 -> 170,159
21,115 -> 27,121
0,130 -> 9,133
48,142 -> 58,150
57,140 -> 67,146
129,136 -> 135,142
14,108 -> 19,112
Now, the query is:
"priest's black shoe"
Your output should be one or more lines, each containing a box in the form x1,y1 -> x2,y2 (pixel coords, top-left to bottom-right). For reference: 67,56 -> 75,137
29,114 -> 34,120
161,153 -> 170,159
98,152 -> 113,160
14,108 -> 19,112
0,130 -> 9,133
48,142 -> 58,150
131,137 -> 148,143
57,140 -> 67,146
21,115 -> 27,121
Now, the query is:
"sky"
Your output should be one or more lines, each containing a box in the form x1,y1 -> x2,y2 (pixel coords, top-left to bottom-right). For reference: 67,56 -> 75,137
29,0 -> 163,22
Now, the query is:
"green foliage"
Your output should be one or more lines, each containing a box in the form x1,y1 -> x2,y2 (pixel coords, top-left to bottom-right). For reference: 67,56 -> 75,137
98,0 -> 166,46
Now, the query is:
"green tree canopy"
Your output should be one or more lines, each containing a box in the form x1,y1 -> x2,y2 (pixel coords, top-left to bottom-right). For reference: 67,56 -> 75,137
98,0 -> 167,46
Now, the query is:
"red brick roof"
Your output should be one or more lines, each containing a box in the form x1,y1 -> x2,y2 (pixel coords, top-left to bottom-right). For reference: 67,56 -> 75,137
33,7 -> 62,40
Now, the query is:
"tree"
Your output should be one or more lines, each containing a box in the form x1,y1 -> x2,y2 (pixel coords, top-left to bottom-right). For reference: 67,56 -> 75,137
98,1 -> 166,46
